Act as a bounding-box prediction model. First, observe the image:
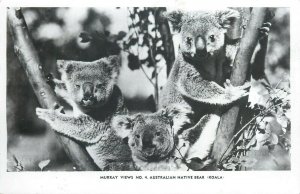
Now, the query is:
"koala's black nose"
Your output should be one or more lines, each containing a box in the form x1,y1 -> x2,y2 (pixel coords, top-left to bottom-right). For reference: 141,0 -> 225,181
83,82 -> 94,99
142,134 -> 154,149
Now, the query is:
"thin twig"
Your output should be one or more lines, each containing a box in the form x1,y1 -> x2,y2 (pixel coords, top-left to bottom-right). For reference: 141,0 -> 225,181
274,78 -> 284,89
218,113 -> 262,164
152,8 -> 160,109
140,65 -> 155,87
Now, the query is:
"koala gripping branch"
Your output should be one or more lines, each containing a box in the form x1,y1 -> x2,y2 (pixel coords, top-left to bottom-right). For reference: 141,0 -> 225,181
212,8 -> 268,166
7,7 -> 99,171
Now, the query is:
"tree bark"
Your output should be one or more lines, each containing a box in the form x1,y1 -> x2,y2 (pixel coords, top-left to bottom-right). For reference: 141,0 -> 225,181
155,8 -> 175,76
7,7 -> 99,171
252,9 -> 275,81
212,8 -> 268,165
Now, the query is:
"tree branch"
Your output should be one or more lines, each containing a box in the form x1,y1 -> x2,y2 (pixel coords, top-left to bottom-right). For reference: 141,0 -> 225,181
212,8 -> 268,165
252,9 -> 274,82
155,8 -> 175,76
7,7 -> 99,171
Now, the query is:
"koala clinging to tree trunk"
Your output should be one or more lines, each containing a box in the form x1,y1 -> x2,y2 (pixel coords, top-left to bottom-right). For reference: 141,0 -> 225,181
112,104 -> 210,171
36,56 -> 135,170
159,9 -> 252,164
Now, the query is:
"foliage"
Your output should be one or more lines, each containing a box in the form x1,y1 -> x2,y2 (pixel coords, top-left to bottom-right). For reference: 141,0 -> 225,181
219,79 -> 291,170
122,7 -> 170,107
24,8 -> 123,67
123,7 -> 167,71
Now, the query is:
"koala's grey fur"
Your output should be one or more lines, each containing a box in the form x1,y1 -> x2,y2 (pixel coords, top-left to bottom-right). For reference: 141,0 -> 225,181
159,9 -> 249,161
112,105 -> 198,171
36,56 -> 135,171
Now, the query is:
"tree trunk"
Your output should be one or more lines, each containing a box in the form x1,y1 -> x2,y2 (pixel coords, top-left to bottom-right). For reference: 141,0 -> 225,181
212,8 -> 268,166
7,7 -> 99,171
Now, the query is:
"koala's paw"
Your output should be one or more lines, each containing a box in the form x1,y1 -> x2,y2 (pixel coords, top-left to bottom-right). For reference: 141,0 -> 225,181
258,22 -> 271,40
36,108 -> 57,123
36,103 -> 64,123
186,157 -> 214,171
224,79 -> 249,101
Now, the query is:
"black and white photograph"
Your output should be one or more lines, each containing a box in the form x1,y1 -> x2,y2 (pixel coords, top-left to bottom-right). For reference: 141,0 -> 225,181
0,1 -> 299,194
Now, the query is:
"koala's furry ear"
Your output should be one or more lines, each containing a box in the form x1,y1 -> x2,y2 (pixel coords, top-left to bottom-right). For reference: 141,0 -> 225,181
216,9 -> 240,29
164,10 -> 184,31
57,60 -> 74,74
111,115 -> 134,139
161,104 -> 194,133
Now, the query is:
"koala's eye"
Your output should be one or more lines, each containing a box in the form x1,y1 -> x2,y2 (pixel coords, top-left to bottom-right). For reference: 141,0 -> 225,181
75,84 -> 80,89
135,134 -> 140,139
155,132 -> 161,137
209,35 -> 215,42
186,37 -> 192,45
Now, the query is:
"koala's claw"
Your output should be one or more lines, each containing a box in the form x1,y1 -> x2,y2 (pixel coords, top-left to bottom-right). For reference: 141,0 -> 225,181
262,22 -> 272,28
223,80 -> 250,100
258,22 -> 271,38
53,103 -> 64,113
259,27 -> 269,33
53,103 -> 60,109
224,79 -> 232,88
224,80 -> 250,90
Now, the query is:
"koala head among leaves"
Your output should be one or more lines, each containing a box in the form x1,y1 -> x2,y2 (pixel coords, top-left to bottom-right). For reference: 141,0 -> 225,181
165,9 -> 239,59
57,55 -> 120,111
112,105 -> 193,162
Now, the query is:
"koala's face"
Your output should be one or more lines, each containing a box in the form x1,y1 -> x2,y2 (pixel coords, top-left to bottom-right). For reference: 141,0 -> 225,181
180,15 -> 227,58
57,56 -> 120,111
112,105 -> 193,162
128,115 -> 175,161
166,9 -> 239,59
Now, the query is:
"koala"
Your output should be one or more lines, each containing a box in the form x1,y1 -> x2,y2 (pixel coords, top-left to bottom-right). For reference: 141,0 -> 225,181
160,9 -> 246,107
52,55 -> 124,117
159,9 -> 251,161
36,56 -> 135,170
160,9 -> 270,162
112,105 -> 199,171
